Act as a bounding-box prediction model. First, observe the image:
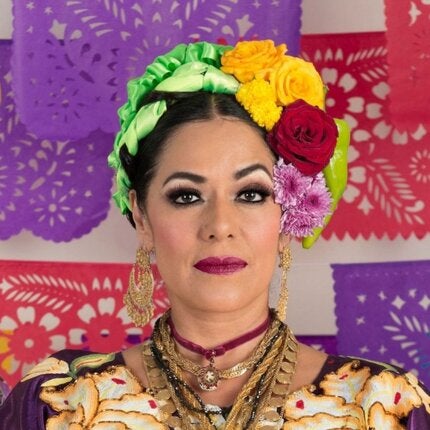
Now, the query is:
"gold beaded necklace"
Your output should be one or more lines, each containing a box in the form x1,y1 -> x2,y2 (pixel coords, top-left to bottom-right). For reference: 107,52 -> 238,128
154,312 -> 281,390
142,311 -> 299,429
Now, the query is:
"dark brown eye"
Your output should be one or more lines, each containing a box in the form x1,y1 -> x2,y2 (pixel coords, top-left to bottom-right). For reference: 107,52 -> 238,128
176,193 -> 199,204
167,188 -> 201,205
237,187 -> 271,203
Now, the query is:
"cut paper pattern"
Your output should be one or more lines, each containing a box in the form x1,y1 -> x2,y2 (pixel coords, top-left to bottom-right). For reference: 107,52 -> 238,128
4,33 -> 429,243
0,259 -> 335,392
385,0 -> 430,132
333,260 -> 430,388
301,33 -> 429,240
0,40 -> 113,242
11,0 -> 301,139
0,260 -> 170,388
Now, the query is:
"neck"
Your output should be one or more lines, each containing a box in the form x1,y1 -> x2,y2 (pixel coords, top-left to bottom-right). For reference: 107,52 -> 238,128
167,301 -> 272,369
168,312 -> 271,359
170,302 -> 270,345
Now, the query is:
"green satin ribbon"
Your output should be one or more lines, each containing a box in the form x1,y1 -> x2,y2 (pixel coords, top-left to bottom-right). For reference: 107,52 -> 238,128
156,62 -> 239,94
108,42 -> 237,213
120,100 -> 167,156
302,119 -> 350,249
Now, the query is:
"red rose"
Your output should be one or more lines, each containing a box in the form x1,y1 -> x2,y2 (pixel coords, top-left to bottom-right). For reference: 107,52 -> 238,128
268,99 -> 338,175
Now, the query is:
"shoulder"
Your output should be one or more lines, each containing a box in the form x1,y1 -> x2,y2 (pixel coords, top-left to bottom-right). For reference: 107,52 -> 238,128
320,354 -> 406,375
315,354 -> 430,406
51,348 -> 125,373
14,348 -> 125,387
282,354 -> 430,429
0,350 -> 123,427
0,347 -> 167,430
51,348 -> 124,363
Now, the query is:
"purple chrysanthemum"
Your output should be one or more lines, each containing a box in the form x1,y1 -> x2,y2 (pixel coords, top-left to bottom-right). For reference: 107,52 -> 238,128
280,207 -> 316,237
273,159 -> 311,206
312,172 -> 327,188
301,178 -> 332,221
274,160 -> 332,237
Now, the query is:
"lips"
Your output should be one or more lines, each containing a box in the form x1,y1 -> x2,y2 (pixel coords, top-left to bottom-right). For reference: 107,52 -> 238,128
194,257 -> 248,275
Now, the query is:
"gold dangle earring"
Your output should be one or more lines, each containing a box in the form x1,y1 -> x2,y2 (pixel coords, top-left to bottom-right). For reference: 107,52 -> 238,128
277,247 -> 292,322
124,247 -> 154,327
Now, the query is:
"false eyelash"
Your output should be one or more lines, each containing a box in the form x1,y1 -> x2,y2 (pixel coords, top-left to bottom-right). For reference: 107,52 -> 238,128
165,187 -> 202,205
237,184 -> 273,202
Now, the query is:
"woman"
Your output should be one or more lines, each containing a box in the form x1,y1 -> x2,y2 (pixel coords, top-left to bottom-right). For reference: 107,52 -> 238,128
0,40 -> 429,429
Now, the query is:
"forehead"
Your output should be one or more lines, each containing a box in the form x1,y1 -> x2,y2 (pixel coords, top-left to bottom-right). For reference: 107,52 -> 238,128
156,117 -> 275,174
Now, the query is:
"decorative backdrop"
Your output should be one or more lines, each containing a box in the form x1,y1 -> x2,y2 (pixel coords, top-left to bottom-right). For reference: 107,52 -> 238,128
11,0 -> 301,139
0,40 -> 113,242
302,33 -> 429,240
3,31 -> 430,243
333,259 -> 430,388
385,0 -> 430,133
0,259 -> 169,389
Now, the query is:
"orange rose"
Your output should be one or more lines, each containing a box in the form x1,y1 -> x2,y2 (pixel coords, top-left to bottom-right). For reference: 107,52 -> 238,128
221,40 -> 286,83
268,56 -> 325,108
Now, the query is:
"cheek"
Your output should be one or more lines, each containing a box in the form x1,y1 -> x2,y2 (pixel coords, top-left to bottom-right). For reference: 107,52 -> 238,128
152,221 -> 185,252
244,205 -> 282,252
148,212 -> 195,260
248,203 -> 281,234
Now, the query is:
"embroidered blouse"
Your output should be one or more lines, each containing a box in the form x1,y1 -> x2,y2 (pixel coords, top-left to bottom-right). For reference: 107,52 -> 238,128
0,346 -> 429,429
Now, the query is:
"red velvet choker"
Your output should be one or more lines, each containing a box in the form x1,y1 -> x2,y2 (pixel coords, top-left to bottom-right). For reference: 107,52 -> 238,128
167,313 -> 271,360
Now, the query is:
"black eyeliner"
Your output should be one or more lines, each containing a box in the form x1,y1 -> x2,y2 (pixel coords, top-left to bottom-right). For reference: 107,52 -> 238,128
237,184 -> 273,203
165,186 -> 202,206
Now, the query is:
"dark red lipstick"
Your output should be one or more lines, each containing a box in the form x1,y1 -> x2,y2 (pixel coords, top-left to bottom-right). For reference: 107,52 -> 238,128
194,257 -> 247,275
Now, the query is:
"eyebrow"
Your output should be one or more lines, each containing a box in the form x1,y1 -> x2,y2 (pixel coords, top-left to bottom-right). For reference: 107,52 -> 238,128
234,163 -> 272,180
163,172 -> 206,186
163,163 -> 272,186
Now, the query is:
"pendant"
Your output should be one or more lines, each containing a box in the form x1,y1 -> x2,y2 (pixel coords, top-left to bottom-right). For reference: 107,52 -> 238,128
197,363 -> 220,391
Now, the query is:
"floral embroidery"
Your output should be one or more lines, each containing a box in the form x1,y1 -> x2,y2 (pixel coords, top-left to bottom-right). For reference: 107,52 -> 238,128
21,357 -> 70,383
356,371 -> 423,418
282,360 -> 430,428
39,363 -> 166,429
319,361 -> 371,402
33,356 -> 430,429
21,353 -> 117,389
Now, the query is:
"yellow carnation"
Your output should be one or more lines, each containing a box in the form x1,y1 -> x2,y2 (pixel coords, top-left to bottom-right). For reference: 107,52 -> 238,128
267,55 -> 325,108
236,79 -> 282,130
221,40 -> 287,83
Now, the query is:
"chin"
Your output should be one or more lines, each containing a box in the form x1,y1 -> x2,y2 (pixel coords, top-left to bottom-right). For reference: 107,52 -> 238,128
165,275 -> 270,313
193,288 -> 268,314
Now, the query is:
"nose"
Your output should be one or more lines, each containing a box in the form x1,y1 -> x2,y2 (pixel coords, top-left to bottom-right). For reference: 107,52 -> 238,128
199,197 -> 237,241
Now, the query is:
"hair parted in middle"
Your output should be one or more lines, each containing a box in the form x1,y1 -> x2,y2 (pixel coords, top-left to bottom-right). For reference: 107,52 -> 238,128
119,91 -> 267,228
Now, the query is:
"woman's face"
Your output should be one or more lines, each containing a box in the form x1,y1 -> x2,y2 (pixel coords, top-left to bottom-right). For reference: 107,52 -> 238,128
132,117 -> 285,314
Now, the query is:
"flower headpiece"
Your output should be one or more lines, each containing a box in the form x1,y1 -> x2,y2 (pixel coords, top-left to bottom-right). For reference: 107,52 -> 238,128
108,40 -> 350,248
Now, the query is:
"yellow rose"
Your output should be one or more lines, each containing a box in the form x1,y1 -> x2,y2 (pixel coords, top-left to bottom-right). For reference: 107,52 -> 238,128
267,56 -> 325,108
221,40 -> 287,83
